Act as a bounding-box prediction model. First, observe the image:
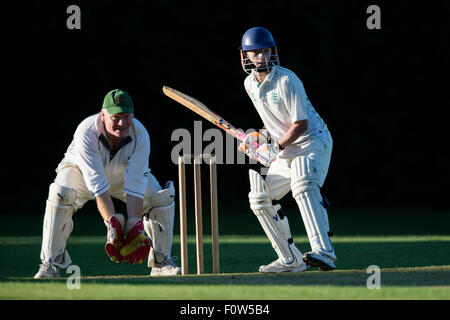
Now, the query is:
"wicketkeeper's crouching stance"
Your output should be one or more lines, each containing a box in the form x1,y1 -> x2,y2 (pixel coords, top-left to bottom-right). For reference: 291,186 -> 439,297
34,89 -> 181,279
239,27 -> 337,272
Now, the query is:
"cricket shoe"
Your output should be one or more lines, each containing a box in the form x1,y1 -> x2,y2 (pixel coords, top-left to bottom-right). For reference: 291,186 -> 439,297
302,251 -> 336,271
34,261 -> 60,279
150,257 -> 181,276
259,258 -> 307,273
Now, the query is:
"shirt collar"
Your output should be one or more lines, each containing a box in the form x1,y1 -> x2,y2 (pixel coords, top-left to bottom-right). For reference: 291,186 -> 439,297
251,65 -> 279,87
99,134 -> 132,152
96,113 -> 133,151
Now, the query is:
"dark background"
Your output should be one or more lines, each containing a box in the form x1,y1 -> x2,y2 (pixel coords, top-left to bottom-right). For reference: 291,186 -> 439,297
5,0 -> 450,216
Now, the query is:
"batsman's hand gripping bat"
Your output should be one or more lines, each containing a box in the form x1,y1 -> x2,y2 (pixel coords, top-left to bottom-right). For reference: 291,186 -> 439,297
162,86 -> 276,166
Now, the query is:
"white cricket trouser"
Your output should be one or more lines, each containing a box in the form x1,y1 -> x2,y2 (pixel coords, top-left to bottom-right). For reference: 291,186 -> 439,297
54,163 -> 163,213
266,131 -> 332,200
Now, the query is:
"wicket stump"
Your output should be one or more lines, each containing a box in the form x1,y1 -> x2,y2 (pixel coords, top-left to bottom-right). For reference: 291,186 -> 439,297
178,154 -> 220,275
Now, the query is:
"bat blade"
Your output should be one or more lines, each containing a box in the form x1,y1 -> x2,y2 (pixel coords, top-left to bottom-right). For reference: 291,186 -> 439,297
162,86 -> 247,141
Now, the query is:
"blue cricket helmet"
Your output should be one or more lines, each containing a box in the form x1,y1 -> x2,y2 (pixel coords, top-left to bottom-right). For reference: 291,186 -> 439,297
240,27 -> 280,74
241,27 -> 276,51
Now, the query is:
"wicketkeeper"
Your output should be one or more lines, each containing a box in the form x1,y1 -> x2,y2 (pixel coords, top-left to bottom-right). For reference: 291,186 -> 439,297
238,27 -> 337,272
34,89 -> 181,278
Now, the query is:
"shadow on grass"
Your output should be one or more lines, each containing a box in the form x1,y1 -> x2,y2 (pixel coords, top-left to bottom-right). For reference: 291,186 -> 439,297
4,267 -> 450,287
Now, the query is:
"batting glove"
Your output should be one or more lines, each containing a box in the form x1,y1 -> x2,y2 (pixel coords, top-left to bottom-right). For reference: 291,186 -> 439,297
238,130 -> 268,158
253,142 -> 280,167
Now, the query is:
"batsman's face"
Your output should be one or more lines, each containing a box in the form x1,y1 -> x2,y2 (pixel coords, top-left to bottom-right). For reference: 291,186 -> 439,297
102,110 -> 133,139
246,48 -> 272,68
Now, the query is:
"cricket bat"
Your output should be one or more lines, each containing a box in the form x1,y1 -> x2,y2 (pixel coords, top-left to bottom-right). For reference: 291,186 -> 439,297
162,85 -> 277,166
162,86 -> 248,143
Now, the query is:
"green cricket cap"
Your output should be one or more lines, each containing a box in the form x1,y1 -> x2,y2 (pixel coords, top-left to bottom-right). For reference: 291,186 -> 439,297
102,89 -> 134,114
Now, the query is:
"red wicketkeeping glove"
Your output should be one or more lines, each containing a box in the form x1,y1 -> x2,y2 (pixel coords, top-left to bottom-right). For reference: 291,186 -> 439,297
120,220 -> 151,265
105,215 -> 125,263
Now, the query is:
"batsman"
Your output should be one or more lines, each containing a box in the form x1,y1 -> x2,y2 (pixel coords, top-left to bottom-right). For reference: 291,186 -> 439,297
34,89 -> 181,278
238,27 -> 337,272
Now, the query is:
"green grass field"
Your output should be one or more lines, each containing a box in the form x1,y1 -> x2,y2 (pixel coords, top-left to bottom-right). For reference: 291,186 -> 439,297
0,209 -> 449,300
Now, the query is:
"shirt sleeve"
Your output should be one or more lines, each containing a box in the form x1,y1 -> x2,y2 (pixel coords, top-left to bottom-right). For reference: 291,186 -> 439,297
73,126 -> 110,197
281,74 -> 309,123
123,129 -> 150,199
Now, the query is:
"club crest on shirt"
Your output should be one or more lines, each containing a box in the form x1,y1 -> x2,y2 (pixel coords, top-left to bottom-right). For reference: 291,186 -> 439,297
271,92 -> 279,105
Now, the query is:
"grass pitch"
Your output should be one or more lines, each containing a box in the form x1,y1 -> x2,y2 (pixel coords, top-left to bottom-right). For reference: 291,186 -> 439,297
1,234 -> 449,300
1,209 -> 449,300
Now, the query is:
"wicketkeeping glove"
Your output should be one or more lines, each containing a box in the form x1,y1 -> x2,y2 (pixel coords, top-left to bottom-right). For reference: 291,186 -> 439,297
120,219 -> 151,265
104,214 -> 125,263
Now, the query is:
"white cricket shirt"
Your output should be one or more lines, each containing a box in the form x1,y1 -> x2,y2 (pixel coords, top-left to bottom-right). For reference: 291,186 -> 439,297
244,66 -> 328,157
58,113 -> 150,199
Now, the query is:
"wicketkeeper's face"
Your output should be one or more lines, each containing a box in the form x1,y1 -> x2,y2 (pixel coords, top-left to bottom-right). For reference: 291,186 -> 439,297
102,110 -> 133,139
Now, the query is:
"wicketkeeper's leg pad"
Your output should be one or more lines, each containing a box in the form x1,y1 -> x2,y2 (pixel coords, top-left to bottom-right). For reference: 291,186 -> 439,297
248,170 -> 302,265
143,181 -> 176,267
40,183 -> 76,268
291,156 -> 336,260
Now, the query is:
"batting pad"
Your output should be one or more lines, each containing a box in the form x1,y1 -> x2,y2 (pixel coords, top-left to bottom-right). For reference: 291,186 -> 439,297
144,181 -> 175,267
40,183 -> 76,268
248,170 -> 302,265
291,157 -> 335,260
